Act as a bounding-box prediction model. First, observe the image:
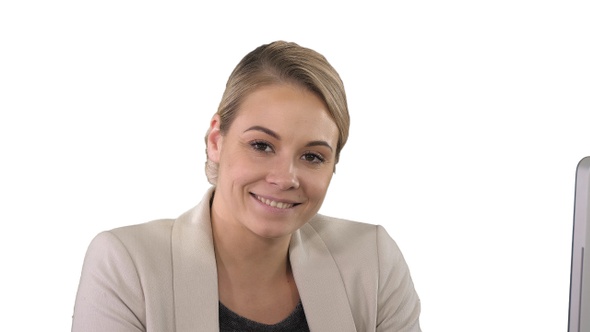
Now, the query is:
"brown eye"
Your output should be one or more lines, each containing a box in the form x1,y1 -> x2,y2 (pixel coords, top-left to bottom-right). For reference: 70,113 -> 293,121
250,140 -> 273,153
301,152 -> 325,164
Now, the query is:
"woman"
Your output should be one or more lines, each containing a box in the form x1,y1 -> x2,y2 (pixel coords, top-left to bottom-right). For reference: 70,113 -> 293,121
72,41 -> 421,331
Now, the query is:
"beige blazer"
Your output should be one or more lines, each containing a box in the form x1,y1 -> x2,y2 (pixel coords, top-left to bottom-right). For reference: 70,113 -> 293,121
72,188 -> 421,331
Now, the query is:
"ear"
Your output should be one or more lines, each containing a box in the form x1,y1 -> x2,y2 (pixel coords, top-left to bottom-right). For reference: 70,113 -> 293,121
206,114 -> 223,163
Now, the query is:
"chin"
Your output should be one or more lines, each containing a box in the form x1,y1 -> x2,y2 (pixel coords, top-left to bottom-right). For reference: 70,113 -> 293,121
246,221 -> 301,240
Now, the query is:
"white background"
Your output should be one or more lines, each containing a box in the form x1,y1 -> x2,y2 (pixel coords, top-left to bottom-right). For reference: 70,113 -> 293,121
1,1 -> 589,331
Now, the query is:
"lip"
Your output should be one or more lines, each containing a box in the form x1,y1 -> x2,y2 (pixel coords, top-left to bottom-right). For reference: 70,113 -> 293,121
250,193 -> 301,210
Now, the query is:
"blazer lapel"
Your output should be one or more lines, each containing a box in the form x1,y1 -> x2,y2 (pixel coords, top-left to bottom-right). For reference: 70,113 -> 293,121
171,188 -> 220,332
290,222 -> 358,332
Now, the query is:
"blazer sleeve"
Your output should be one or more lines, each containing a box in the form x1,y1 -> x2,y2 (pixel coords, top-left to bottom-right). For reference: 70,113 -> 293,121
72,231 -> 146,332
376,225 -> 421,332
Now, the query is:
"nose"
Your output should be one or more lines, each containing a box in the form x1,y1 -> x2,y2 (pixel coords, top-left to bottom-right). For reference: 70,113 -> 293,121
266,157 -> 300,190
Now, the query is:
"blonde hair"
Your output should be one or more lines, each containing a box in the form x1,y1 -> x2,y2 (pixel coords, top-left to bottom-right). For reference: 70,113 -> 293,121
205,41 -> 350,184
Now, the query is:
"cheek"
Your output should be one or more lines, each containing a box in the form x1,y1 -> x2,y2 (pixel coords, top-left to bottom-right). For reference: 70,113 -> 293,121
304,170 -> 333,197
218,152 -> 263,184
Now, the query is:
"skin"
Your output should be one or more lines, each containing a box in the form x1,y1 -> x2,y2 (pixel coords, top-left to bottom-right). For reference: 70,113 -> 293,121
206,83 -> 339,324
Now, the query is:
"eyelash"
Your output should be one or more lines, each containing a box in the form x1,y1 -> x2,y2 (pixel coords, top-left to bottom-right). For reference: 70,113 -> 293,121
248,140 -> 327,164
302,151 -> 326,164
250,140 -> 274,153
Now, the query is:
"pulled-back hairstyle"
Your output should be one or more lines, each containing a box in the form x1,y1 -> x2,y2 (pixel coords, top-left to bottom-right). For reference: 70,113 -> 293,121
205,41 -> 350,185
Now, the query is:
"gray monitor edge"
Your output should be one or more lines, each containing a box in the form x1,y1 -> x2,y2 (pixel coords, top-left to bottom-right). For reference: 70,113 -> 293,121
568,156 -> 590,332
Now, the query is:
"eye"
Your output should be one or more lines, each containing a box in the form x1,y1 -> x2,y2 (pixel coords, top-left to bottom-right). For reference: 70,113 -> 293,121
301,152 -> 326,164
250,140 -> 274,153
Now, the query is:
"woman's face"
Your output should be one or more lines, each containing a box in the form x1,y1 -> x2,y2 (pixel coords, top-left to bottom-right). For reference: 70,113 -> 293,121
207,84 -> 339,240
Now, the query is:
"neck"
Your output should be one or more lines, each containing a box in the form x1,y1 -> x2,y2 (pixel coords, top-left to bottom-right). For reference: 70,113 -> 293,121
214,232 -> 291,279
210,198 -> 301,319
210,207 -> 293,284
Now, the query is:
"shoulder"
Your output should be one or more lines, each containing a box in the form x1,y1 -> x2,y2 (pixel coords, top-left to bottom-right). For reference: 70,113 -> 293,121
307,213 -> 377,238
74,220 -> 179,331
306,215 -> 421,331
106,218 -> 175,248
81,220 -> 179,283
303,214 -> 407,280
98,187 -> 214,253
306,214 -> 400,258
85,193 -> 212,271
84,219 -> 176,273
87,219 -> 176,257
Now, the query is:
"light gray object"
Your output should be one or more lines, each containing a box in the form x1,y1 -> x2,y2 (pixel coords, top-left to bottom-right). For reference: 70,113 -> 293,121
569,156 -> 590,332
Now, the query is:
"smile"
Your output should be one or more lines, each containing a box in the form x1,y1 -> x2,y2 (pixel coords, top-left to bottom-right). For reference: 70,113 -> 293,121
255,195 -> 296,209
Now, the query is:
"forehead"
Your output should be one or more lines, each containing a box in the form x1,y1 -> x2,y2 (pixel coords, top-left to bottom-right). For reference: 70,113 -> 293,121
231,84 -> 338,142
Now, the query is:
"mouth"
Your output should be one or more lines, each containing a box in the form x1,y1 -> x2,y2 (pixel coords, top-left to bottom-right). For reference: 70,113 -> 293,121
253,194 -> 300,209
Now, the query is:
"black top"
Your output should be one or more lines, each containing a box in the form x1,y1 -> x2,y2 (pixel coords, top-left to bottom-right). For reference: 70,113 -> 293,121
219,301 -> 310,332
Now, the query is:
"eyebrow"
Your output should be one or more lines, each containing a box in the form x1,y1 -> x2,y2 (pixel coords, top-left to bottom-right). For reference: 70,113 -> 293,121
244,125 -> 334,152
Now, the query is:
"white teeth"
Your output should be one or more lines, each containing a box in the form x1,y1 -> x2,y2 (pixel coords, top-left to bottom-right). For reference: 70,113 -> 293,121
256,196 -> 294,209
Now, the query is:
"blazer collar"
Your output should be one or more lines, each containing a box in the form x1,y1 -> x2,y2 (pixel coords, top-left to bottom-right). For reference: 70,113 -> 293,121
171,188 -> 357,331
290,221 -> 358,331
171,187 -> 220,331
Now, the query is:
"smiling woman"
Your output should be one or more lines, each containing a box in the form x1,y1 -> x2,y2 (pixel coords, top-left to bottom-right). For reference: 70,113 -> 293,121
71,41 -> 422,332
